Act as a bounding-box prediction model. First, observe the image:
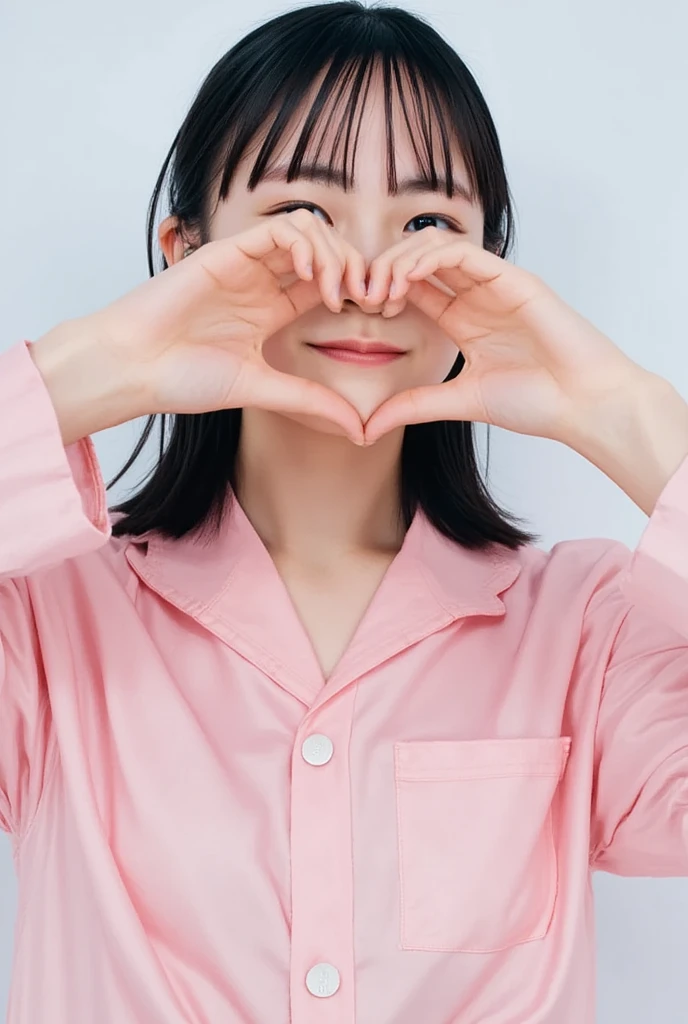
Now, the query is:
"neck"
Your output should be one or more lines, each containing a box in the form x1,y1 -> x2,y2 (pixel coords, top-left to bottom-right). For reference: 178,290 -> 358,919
234,408 -> 407,566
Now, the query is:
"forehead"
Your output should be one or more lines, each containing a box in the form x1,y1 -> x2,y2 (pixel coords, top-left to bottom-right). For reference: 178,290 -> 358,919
240,60 -> 476,201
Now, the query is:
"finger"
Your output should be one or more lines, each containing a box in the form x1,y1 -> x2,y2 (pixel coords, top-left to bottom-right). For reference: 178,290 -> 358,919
365,227 -> 447,305
232,213 -> 337,306
242,361 -> 365,445
363,380 -> 479,445
262,243 -> 315,280
276,216 -> 367,310
388,239 -> 461,302
272,213 -> 342,309
285,210 -> 362,312
308,219 -> 368,304
405,244 -> 540,317
229,217 -> 318,291
333,235 -> 368,304
405,239 -> 507,288
403,276 -> 457,323
233,215 -> 313,267
380,295 -> 407,318
284,225 -> 367,311
305,220 -> 348,313
406,273 -> 499,351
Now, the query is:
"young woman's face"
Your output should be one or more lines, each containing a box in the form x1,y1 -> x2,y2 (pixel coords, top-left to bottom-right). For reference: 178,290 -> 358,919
209,74 -> 486,433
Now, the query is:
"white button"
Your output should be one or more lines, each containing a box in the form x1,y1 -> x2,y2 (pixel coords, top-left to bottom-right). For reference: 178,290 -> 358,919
305,962 -> 340,997
301,733 -> 334,766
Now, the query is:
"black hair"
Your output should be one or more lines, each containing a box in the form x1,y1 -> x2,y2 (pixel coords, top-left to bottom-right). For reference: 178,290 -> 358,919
107,0 -> 539,551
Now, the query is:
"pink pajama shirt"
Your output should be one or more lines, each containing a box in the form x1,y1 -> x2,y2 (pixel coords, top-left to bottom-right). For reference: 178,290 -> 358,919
1,337 -> 688,1022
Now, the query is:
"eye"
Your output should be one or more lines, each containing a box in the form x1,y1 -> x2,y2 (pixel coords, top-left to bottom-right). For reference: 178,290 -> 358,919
405,214 -> 463,233
273,201 -> 332,224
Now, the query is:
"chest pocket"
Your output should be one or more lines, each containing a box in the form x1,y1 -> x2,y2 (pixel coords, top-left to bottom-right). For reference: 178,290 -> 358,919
394,736 -> 571,952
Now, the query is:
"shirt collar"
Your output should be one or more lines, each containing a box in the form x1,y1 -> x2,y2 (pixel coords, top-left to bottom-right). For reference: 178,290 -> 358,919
123,495 -> 525,702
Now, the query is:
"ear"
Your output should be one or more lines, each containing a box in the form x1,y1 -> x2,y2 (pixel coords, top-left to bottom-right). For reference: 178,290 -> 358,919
158,216 -> 197,267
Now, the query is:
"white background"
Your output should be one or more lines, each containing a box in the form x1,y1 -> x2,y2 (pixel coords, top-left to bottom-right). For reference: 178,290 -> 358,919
1,0 -> 687,1018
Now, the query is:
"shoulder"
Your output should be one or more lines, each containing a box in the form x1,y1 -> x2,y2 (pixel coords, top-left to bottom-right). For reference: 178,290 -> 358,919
505,533 -> 634,623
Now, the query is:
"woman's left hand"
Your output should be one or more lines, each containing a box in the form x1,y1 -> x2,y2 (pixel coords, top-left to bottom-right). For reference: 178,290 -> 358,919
361,229 -> 649,449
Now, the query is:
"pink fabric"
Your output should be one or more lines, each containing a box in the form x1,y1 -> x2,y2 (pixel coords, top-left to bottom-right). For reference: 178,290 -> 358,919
1,337 -> 688,1022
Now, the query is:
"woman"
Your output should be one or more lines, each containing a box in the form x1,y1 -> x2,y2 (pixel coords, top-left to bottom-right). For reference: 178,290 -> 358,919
2,2 -> 688,1021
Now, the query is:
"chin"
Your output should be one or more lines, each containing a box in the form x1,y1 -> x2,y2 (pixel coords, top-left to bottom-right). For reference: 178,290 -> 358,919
277,410 -> 358,439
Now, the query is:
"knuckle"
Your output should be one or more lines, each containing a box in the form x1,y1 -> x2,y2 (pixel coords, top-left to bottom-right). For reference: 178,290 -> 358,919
344,242 -> 364,264
332,246 -> 347,269
318,226 -> 347,264
398,251 -> 418,270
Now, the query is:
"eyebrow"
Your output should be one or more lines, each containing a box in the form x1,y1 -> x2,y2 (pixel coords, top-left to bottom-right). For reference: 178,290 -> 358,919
258,161 -> 476,205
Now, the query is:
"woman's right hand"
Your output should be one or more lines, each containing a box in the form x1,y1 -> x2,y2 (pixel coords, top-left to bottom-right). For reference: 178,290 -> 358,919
35,209 -> 369,445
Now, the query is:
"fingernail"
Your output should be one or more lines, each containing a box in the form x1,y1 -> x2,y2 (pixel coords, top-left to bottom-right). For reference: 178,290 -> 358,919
389,279 -> 398,299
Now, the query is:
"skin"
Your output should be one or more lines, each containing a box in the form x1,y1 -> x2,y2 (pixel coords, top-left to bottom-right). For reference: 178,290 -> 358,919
159,71 -> 485,570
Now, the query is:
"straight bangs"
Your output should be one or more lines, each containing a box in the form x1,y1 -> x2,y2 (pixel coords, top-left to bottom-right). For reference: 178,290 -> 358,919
213,52 -> 477,214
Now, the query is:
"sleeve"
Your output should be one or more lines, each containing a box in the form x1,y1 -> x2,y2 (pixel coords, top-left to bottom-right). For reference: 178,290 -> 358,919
589,446 -> 688,875
0,339 -> 112,836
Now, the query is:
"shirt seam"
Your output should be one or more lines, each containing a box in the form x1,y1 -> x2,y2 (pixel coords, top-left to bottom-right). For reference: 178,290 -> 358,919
12,693 -> 60,853
587,564 -> 635,867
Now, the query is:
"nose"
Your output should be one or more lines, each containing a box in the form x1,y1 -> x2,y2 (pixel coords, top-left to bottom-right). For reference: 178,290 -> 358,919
340,289 -> 386,315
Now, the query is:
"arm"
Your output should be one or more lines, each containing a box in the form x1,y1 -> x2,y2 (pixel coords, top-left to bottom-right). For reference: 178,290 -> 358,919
569,371 -> 688,872
28,316 -> 147,448
588,451 -> 688,872
0,334 -> 117,836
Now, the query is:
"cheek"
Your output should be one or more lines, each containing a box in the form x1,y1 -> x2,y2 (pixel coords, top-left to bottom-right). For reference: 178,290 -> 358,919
420,329 -> 461,384
261,328 -> 294,372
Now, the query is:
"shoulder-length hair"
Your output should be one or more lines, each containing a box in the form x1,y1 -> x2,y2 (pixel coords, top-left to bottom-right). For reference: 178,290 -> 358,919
107,0 -> 539,551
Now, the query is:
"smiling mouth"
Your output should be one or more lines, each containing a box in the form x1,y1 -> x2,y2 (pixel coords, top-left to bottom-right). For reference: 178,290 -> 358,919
306,344 -> 404,365
306,337 -> 406,364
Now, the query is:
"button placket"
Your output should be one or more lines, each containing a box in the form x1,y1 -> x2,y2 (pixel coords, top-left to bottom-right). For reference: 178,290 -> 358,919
289,695 -> 357,1020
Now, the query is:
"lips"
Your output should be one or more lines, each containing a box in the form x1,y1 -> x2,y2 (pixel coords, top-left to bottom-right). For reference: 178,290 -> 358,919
307,338 -> 405,354
307,342 -> 404,366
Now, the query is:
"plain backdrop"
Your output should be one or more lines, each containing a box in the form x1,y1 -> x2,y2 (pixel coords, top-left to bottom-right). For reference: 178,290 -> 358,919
1,0 -> 687,1019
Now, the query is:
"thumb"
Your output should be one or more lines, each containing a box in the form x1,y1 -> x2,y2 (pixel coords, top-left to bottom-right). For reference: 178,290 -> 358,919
363,379 -> 478,444
241,362 -> 365,445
